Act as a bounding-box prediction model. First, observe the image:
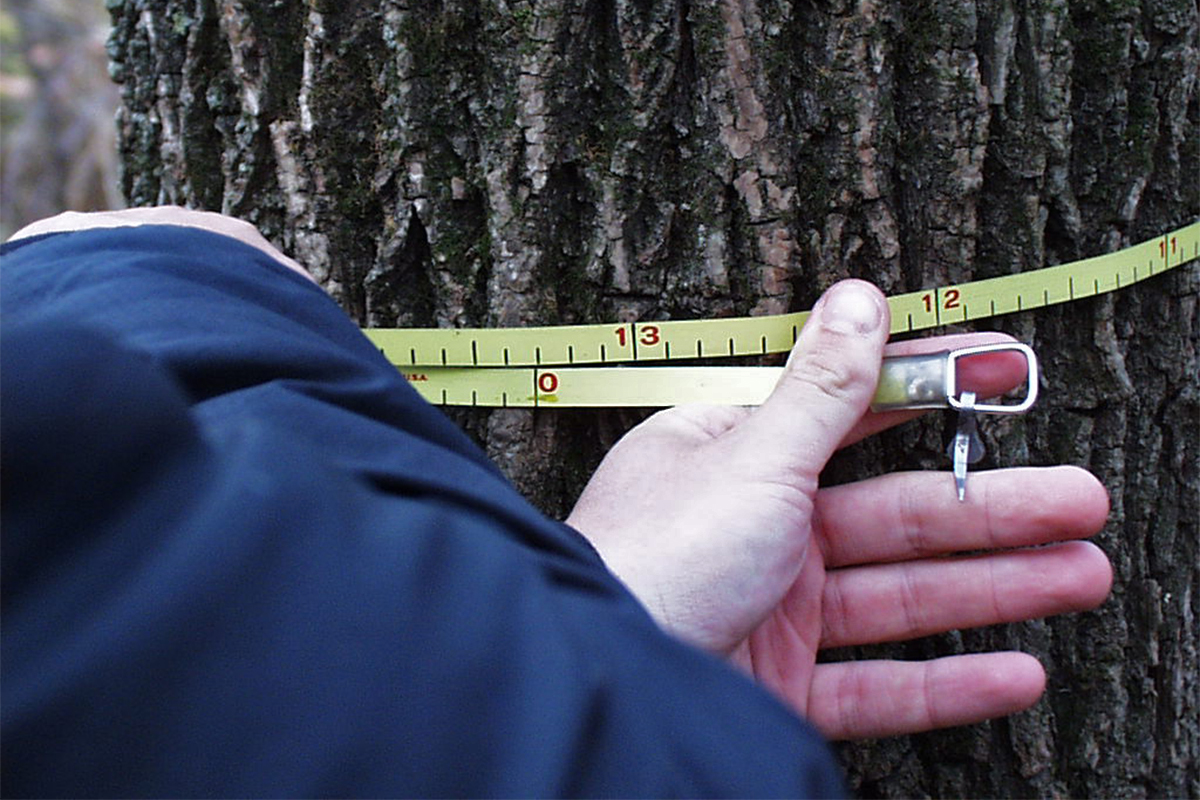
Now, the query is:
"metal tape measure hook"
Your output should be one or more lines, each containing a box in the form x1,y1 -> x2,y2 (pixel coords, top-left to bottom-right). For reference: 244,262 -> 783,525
945,343 -> 1039,414
871,342 -> 1039,413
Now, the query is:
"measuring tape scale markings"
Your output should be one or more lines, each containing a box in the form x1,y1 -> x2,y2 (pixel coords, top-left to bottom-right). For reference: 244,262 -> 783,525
365,221 -> 1199,408
369,223 -> 1199,368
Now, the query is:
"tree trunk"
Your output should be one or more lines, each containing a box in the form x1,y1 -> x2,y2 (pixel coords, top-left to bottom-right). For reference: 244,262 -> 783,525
108,0 -> 1198,796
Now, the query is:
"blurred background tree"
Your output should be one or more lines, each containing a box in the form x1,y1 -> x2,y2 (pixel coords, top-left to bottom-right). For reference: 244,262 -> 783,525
0,0 -> 122,239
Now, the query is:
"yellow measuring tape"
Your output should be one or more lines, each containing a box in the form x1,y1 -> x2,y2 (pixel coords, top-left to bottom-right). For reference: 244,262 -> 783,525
364,222 -> 1200,408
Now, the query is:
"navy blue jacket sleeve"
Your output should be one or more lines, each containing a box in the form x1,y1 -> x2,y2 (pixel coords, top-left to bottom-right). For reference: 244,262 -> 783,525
1,226 -> 846,798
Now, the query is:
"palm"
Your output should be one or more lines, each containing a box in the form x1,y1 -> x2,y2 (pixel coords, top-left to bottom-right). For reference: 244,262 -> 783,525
729,546 -> 827,719
567,405 -> 827,656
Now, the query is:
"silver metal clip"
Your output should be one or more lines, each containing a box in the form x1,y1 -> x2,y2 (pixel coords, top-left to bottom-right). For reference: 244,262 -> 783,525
950,391 -> 984,501
871,343 -> 1039,500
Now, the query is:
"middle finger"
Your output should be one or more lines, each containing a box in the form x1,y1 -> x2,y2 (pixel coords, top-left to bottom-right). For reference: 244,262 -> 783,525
817,540 -> 1113,649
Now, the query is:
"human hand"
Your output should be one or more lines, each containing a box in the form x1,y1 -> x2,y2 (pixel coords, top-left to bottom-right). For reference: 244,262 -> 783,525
6,207 -> 314,284
567,280 -> 1112,740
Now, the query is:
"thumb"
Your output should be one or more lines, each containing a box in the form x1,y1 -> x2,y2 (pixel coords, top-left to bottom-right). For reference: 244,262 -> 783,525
745,279 -> 889,480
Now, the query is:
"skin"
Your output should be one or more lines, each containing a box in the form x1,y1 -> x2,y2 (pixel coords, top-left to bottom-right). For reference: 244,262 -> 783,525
567,280 -> 1112,741
7,207 -> 315,284
13,208 -> 1114,742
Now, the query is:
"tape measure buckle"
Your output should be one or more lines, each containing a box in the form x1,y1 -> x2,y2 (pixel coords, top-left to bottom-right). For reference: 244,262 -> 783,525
945,343 -> 1039,414
871,342 -> 1039,414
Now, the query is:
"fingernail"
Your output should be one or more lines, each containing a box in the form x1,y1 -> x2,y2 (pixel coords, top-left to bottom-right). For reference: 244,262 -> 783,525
819,281 -> 883,334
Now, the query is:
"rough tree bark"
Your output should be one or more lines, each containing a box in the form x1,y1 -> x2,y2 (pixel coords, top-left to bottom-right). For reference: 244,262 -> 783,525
108,0 -> 1197,796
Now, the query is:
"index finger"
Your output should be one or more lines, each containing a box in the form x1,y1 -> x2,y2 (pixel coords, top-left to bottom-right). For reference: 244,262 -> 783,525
814,465 -> 1110,568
